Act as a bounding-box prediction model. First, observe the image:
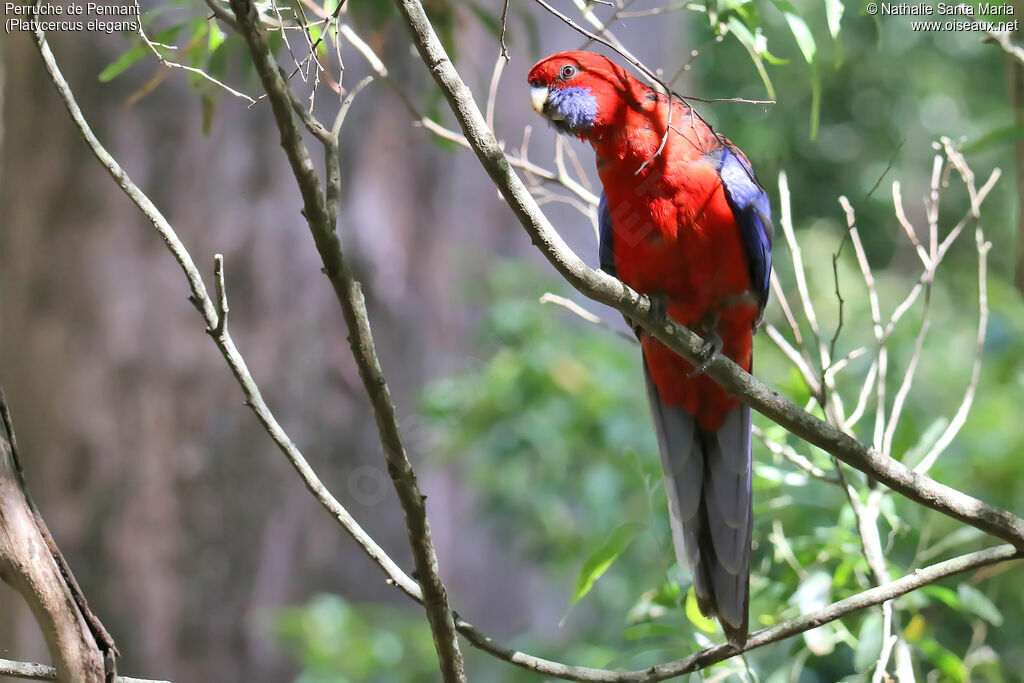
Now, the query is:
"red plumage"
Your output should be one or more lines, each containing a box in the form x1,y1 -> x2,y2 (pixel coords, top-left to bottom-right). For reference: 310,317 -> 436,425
530,52 -> 758,430
529,51 -> 773,646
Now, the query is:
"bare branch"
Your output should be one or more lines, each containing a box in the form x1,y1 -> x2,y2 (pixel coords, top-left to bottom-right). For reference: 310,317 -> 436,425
0,658 -> 167,683
0,394 -> 107,682
751,425 -> 838,484
485,54 -> 506,132
892,181 -> 931,268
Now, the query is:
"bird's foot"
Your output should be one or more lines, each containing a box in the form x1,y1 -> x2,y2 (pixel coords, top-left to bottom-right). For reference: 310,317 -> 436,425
688,325 -> 723,377
631,292 -> 668,338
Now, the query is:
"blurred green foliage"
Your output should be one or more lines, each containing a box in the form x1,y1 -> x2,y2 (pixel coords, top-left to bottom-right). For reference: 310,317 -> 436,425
280,243 -> 1024,680
276,594 -> 440,682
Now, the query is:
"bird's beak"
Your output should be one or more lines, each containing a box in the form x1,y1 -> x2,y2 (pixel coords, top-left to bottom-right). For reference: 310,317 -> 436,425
530,86 -> 549,116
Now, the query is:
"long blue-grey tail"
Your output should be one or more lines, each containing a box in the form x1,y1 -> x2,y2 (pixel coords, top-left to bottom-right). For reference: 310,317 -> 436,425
643,359 -> 752,647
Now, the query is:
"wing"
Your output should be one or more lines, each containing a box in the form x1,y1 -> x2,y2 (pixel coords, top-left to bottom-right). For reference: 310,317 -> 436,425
598,192 -> 616,277
714,145 -> 774,320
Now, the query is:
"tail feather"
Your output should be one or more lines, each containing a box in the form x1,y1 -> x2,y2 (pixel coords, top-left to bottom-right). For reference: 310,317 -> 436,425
642,359 -> 753,647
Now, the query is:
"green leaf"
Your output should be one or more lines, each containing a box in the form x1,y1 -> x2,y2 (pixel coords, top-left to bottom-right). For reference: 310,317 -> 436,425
960,123 -> 1024,155
98,45 -> 149,82
854,612 -> 883,671
921,585 -> 962,611
957,584 -> 1003,626
725,17 -> 777,100
918,637 -> 967,682
809,63 -> 821,140
208,21 -> 226,53
201,92 -> 215,136
685,586 -> 718,633
792,570 -> 835,655
771,0 -> 816,64
568,521 -> 646,609
825,0 -> 844,38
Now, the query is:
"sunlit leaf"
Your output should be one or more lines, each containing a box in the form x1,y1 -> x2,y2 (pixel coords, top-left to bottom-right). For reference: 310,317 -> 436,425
960,123 -> 1024,155
685,586 -> 718,633
770,0 -> 816,64
98,45 -> 149,82
825,0 -> 844,38
921,585 -> 962,611
904,613 -> 926,642
208,21 -> 226,53
918,637 -> 967,681
569,521 -> 646,609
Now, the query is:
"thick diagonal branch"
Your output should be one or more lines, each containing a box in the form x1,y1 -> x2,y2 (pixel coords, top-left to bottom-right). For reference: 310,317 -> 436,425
389,0 -> 1024,549
0,394 -> 106,682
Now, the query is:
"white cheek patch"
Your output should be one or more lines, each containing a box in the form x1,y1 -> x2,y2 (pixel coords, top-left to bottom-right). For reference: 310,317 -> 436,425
530,87 -> 549,115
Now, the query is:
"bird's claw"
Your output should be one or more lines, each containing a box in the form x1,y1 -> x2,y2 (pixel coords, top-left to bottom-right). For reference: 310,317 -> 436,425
631,293 -> 668,338
688,330 -> 723,378
647,293 -> 668,323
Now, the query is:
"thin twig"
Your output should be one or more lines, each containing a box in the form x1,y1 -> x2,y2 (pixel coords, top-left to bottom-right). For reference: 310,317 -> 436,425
134,0 -> 256,104
916,228 -> 991,474
540,292 -> 638,344
778,171 -> 827,369
485,54 -> 506,132
499,0 -> 511,60
751,425 -> 838,484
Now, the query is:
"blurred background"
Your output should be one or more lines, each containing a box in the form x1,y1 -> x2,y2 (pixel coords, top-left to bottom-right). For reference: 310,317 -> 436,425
2,0 -> 1024,680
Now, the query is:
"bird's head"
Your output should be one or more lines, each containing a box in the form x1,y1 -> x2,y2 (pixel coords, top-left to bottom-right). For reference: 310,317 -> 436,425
527,51 -> 635,138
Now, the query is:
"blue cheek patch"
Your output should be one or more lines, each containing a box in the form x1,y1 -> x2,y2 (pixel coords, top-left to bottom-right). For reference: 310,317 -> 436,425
549,87 -> 598,132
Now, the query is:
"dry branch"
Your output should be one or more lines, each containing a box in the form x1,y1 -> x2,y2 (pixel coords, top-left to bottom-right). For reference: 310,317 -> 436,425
0,394 -> 108,682
0,657 -> 168,683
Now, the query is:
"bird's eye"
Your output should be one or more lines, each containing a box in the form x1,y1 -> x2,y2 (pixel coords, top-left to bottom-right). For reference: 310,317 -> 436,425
559,65 -> 577,80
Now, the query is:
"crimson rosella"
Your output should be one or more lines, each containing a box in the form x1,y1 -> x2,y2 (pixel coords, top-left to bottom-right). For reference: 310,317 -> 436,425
528,51 -> 773,645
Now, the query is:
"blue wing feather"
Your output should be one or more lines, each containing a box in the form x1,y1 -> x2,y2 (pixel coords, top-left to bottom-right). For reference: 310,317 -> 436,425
598,192 -> 616,277
714,146 -> 774,318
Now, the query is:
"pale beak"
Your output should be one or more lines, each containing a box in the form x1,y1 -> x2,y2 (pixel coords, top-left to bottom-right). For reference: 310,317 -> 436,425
530,86 -> 549,115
